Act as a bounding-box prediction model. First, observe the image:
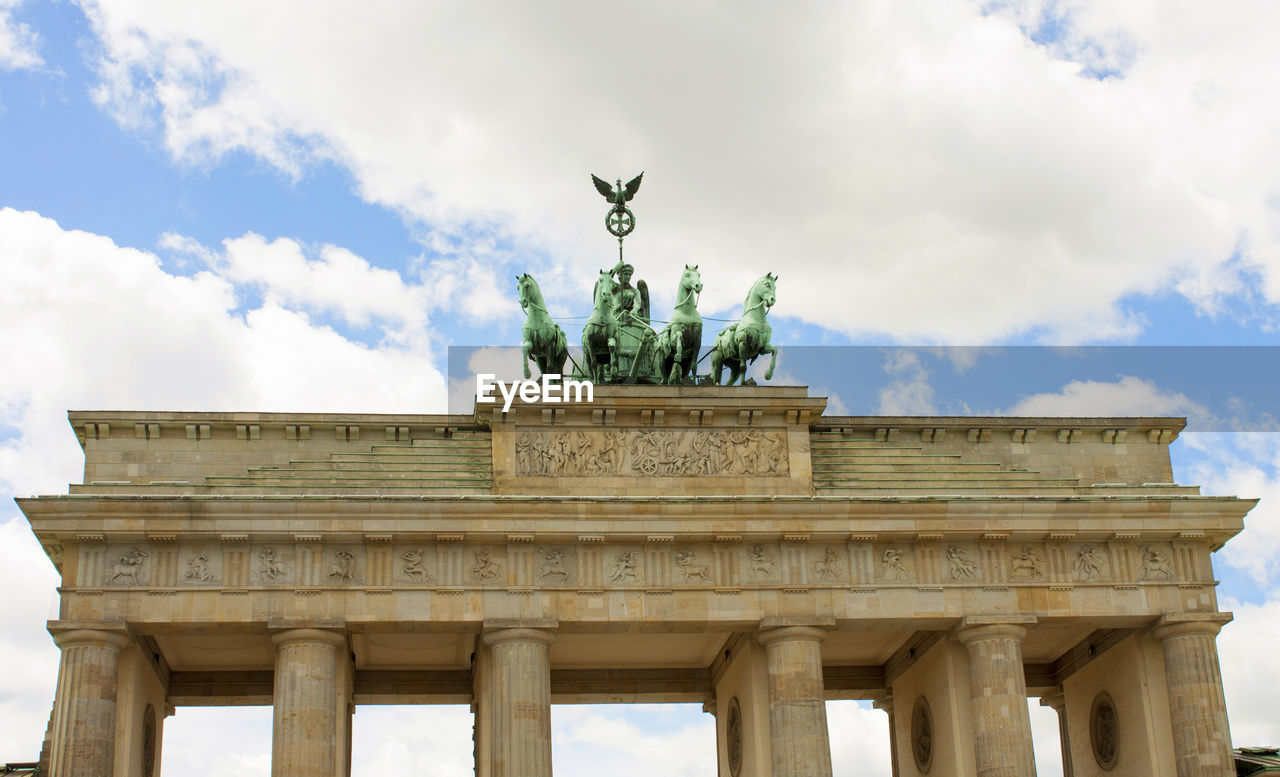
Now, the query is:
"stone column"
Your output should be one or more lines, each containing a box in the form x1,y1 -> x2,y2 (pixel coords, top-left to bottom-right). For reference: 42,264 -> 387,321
872,694 -> 900,777
482,627 -> 555,777
955,619 -> 1037,777
1039,688 -> 1073,777
271,628 -> 346,777
757,624 -> 833,777
47,626 -> 131,777
1152,615 -> 1234,777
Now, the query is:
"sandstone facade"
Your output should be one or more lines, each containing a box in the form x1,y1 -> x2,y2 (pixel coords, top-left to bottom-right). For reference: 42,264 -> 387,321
19,387 -> 1251,776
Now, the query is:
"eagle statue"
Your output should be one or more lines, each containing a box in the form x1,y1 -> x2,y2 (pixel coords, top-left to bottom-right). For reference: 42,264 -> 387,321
591,172 -> 644,210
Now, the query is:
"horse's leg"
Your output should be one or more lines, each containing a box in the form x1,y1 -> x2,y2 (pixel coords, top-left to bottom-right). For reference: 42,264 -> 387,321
764,343 -> 777,381
522,334 -> 533,380
607,335 -> 617,383
711,349 -> 723,385
668,331 -> 683,385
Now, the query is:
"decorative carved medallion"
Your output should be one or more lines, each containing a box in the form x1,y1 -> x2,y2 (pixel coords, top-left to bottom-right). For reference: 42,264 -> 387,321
1091,691 -> 1119,770
105,546 -> 148,586
514,428 -> 789,477
727,696 -> 743,777
911,696 -> 933,773
142,703 -> 157,777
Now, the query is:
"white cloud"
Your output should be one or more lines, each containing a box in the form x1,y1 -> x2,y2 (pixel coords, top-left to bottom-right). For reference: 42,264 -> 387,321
1219,594 -> 1280,748
0,517 -> 61,761
0,0 -> 41,70
877,349 -> 939,415
553,705 -> 715,777
74,0 -> 1280,343
0,207 -> 447,496
1180,433 -> 1280,588
1004,375 -> 1207,419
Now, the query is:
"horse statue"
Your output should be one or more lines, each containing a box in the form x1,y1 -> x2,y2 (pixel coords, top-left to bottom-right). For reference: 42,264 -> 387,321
581,269 -> 620,382
710,273 -> 778,385
517,273 -> 568,379
656,265 -> 703,385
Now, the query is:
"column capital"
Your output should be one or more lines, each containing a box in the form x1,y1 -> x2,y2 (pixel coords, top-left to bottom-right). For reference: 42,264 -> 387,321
954,614 -> 1036,646
1152,612 -> 1232,642
757,624 -> 831,648
269,627 -> 347,649
482,627 -> 557,648
48,621 -> 130,650
872,693 -> 894,714
1038,687 -> 1066,712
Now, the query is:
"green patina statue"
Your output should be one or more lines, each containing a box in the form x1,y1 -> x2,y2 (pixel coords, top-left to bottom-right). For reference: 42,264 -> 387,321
512,174 -> 777,386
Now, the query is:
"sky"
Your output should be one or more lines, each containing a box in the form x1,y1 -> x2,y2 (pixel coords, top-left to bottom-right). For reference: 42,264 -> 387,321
2,0 -> 1280,773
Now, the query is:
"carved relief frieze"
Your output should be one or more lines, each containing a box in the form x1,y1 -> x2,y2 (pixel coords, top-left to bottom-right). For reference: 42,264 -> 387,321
470,548 -> 502,583
180,547 -> 220,584
606,550 -> 642,584
812,546 -> 844,581
747,544 -> 777,581
537,548 -> 573,584
397,547 -> 433,583
327,549 -> 362,584
1072,543 -> 1108,582
1139,544 -> 1174,581
880,547 -> 913,582
104,546 -> 149,586
255,547 -> 293,584
1008,544 -> 1046,580
514,428 -> 789,477
92,537 -> 1191,593
945,545 -> 978,581
674,548 -> 712,583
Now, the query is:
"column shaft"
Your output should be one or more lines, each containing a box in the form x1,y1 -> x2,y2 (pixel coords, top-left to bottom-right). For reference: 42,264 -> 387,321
1039,689 -> 1073,777
873,696 -> 900,777
758,625 -> 833,777
272,629 -> 346,777
483,627 -> 555,777
1154,620 -> 1234,777
48,628 -> 130,777
956,623 -> 1037,777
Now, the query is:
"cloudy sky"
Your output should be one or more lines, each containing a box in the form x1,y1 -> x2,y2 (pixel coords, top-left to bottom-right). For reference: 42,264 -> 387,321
2,0 -> 1280,773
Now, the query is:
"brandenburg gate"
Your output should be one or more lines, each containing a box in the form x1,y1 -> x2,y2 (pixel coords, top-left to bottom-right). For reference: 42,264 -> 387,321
18,385 -> 1251,776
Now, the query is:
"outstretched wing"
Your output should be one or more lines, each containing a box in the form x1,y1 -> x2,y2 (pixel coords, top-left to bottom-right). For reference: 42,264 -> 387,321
623,172 -> 644,202
591,174 -> 616,202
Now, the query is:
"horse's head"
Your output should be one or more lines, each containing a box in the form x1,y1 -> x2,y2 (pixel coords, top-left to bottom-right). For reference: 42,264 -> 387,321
592,269 -> 614,309
749,272 -> 777,310
516,273 -> 535,311
682,264 -> 703,295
